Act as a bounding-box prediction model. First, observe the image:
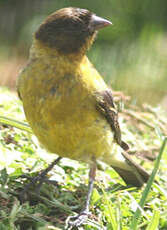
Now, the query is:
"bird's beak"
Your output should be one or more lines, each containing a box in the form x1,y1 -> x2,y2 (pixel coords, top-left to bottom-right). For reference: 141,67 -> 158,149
90,14 -> 112,31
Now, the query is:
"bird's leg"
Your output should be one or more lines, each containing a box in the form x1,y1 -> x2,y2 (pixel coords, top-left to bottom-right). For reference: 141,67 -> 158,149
19,156 -> 62,202
66,162 -> 97,229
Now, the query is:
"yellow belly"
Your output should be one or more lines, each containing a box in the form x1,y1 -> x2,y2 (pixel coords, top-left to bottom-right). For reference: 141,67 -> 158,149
30,109 -> 114,162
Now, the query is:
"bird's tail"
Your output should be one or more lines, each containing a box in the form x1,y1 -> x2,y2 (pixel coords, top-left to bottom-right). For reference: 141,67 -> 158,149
104,148 -> 150,187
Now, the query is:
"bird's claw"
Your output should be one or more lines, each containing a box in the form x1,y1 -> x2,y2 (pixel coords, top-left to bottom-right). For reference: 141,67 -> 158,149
66,210 -> 90,229
18,174 -> 42,202
18,157 -> 62,203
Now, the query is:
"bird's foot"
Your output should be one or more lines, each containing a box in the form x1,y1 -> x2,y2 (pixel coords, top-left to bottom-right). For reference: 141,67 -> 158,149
18,173 -> 50,202
18,157 -> 62,203
66,210 -> 90,229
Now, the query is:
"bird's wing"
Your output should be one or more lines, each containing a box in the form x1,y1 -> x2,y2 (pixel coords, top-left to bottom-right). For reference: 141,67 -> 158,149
96,89 -> 129,151
96,89 -> 150,186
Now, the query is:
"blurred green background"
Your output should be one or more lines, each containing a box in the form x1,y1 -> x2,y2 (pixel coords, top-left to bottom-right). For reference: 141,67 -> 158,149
0,0 -> 167,108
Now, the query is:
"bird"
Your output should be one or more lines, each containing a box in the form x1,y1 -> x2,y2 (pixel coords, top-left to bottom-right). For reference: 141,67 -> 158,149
17,7 -> 150,228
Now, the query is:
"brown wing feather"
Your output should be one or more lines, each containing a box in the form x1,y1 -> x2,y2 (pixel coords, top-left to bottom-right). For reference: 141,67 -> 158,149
97,89 -> 129,151
96,89 -> 150,186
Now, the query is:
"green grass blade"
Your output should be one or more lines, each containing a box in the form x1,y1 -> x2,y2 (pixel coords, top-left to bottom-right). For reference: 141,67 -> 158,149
115,195 -> 122,230
146,210 -> 160,230
0,115 -> 32,133
130,137 -> 167,230
101,187 -> 118,230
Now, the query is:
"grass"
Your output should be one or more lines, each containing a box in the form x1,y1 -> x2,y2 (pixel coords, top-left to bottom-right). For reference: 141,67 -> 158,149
0,87 -> 167,230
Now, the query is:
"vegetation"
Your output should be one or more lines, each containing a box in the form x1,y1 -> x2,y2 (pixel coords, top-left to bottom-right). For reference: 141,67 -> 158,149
0,88 -> 166,229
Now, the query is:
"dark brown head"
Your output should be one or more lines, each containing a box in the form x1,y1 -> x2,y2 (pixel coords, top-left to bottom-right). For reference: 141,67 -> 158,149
35,7 -> 112,54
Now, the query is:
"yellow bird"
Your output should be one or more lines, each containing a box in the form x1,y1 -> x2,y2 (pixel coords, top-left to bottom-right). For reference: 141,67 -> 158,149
17,7 -> 149,227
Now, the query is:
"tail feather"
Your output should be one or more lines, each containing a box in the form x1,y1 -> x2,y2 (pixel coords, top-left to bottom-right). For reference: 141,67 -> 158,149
110,150 -> 150,187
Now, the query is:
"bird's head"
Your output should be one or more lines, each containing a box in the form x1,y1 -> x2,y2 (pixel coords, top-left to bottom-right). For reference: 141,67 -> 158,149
35,7 -> 112,55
